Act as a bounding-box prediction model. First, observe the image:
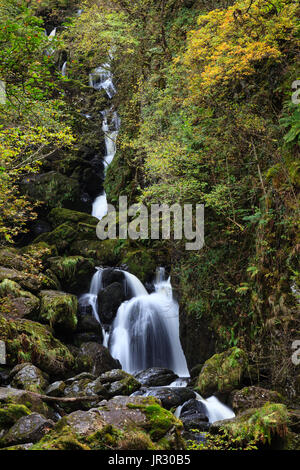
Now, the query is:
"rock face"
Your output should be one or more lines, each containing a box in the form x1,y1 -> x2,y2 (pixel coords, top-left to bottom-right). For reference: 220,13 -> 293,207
1,413 -> 55,446
134,367 -> 178,387
10,363 -> 48,393
133,387 -> 195,410
63,409 -> 105,437
229,386 -> 283,414
39,290 -> 78,332
178,399 -> 209,432
197,347 -> 248,397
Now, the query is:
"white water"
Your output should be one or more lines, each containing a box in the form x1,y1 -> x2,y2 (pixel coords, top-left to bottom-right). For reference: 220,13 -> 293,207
89,63 -> 116,99
61,61 -> 67,76
109,270 -> 189,377
194,392 -> 235,423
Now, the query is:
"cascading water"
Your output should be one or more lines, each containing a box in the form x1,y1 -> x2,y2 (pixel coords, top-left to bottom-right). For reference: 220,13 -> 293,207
109,269 -> 190,377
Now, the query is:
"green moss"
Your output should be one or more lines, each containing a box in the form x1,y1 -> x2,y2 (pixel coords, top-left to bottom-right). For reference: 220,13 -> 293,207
49,208 -> 99,228
0,404 -> 31,428
31,422 -> 90,450
197,347 -> 248,397
0,316 -> 75,375
39,290 -> 78,331
220,403 -> 289,447
121,248 -> 156,283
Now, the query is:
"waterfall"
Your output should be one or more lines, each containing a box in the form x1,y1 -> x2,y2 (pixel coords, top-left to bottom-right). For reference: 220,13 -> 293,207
194,392 -> 235,423
89,63 -> 116,99
61,61 -> 67,77
109,269 -> 190,377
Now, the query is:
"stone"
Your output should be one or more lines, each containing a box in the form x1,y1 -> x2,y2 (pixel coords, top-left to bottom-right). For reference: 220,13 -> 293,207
132,387 -> 195,410
47,256 -> 95,294
77,342 -> 120,375
197,347 -> 248,397
0,280 -> 39,319
39,290 -> 78,332
134,367 -> 178,387
45,381 -> 66,397
10,363 -> 48,393
229,386 -> 284,414
1,413 -> 54,446
98,282 -> 125,324
0,387 -> 48,416
98,369 -> 141,397
48,208 -> 99,228
63,409 -> 105,436
0,317 -> 75,376
0,267 -> 57,294
179,399 -> 209,432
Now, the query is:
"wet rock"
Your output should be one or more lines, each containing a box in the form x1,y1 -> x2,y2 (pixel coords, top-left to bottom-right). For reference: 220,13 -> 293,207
132,387 -> 195,410
10,363 -> 48,393
48,207 -> 99,228
77,342 -> 118,374
179,399 -> 209,432
98,282 -> 125,324
31,220 -> 52,237
1,413 -> 55,446
229,386 -> 284,415
134,367 -> 178,387
39,290 -> 78,332
45,381 -> 66,397
197,347 -> 248,398
77,296 -> 102,335
101,268 -> 125,288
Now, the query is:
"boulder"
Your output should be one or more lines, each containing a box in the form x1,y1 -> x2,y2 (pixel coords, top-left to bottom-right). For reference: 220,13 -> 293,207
1,413 -> 54,446
132,387 -> 195,410
134,367 -> 178,387
0,280 -> 39,319
77,296 -> 102,335
98,282 -> 125,324
0,387 -> 48,416
0,317 -> 75,376
77,342 -> 120,376
20,171 -> 80,210
48,208 -> 99,228
63,409 -> 105,437
120,249 -> 156,284
197,347 -> 248,397
10,363 -> 48,393
45,381 -> 66,397
0,267 -> 58,294
179,399 -> 209,432
47,256 -> 95,294
39,290 -> 78,332
101,268 -> 125,288
69,239 -> 121,265
97,369 -> 141,397
229,386 -> 284,415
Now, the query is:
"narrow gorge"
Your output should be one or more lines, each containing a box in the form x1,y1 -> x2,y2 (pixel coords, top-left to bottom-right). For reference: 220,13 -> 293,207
0,0 -> 299,453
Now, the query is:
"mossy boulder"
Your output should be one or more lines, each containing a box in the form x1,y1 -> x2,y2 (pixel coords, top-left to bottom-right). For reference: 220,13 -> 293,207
39,290 -> 78,332
10,363 -> 49,393
121,249 -> 156,284
0,317 -> 75,376
0,387 -> 48,416
34,224 -> 78,253
47,256 -> 95,293
97,369 -> 141,397
229,386 -> 284,415
20,171 -> 80,210
0,413 -> 55,448
49,208 -> 99,228
69,238 -> 121,265
0,267 -> 58,294
0,280 -> 40,319
210,402 -> 289,449
197,347 -> 248,397
0,403 -> 31,428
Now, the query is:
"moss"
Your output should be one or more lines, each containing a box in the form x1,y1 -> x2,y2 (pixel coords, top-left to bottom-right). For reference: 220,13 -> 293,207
47,256 -> 95,292
0,404 -> 31,428
31,422 -> 90,450
197,347 -> 248,397
39,290 -> 78,331
69,239 -> 121,265
49,208 -> 99,228
0,316 -> 75,376
121,248 -> 156,284
34,223 -> 78,253
85,425 -> 121,450
219,403 -> 290,447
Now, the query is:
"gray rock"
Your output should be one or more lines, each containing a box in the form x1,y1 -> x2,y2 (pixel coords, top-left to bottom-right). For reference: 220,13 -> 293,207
2,413 -> 54,446
132,387 -> 195,410
10,363 -> 48,393
134,367 -> 178,387
45,381 -> 66,397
